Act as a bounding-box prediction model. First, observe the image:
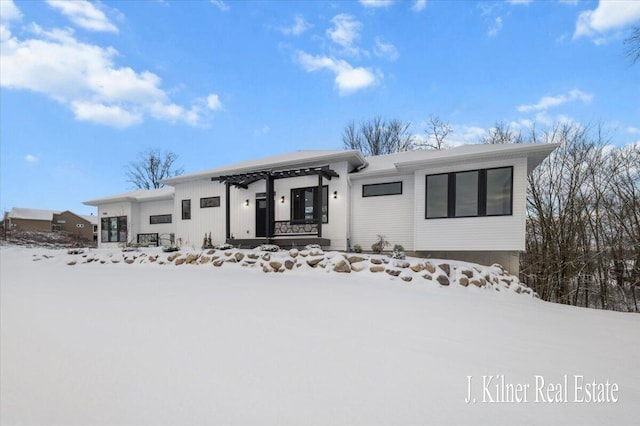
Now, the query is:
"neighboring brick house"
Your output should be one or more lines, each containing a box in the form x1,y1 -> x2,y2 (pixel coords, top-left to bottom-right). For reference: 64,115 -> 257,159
4,208 -> 98,242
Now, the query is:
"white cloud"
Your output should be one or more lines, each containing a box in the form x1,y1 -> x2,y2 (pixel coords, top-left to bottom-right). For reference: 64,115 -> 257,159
373,37 -> 398,61
359,0 -> 395,7
559,0 -> 579,5
295,51 -> 379,95
210,0 -> 230,12
517,89 -> 593,113
327,14 -> 362,56
506,0 -> 533,5
488,16 -> 503,37
412,0 -> 427,12
0,25 -> 219,128
46,0 -> 118,33
0,0 -> 22,23
279,15 -> 313,36
72,101 -> 143,128
628,126 -> 640,134
25,154 -> 39,163
206,93 -> 222,110
574,0 -> 640,41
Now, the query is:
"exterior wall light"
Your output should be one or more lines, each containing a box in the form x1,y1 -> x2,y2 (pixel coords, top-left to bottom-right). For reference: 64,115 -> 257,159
245,199 -> 249,206
280,196 -> 285,203
333,191 -> 338,199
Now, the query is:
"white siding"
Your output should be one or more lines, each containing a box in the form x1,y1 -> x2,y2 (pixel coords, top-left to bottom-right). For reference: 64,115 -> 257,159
96,202 -> 132,248
172,161 -> 351,250
136,199 -> 175,241
350,175 -> 415,251
414,157 -> 527,251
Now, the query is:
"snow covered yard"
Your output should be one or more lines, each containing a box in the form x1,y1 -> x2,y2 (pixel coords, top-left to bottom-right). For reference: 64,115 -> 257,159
1,246 -> 638,425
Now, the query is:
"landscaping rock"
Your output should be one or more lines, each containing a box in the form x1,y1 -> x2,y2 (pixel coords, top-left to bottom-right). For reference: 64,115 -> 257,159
385,269 -> 401,277
185,254 -> 198,264
199,255 -> 210,264
401,275 -> 413,282
309,249 -> 324,256
234,252 -> 245,262
350,262 -> 367,272
175,258 -> 186,266
370,258 -> 382,265
206,249 -> 215,255
347,255 -> 366,264
459,277 -> 469,287
333,259 -> 351,273
410,263 -> 424,273
269,261 -> 282,271
422,273 -> 432,280
307,257 -> 323,268
438,263 -> 451,276
461,269 -> 474,279
470,279 -> 483,287
393,260 -> 410,269
167,253 -> 181,262
247,253 -> 259,259
289,249 -> 299,258
125,259 -> 135,265
148,256 -> 157,262
299,250 -> 309,257
262,254 -> 271,261
424,261 -> 436,274
370,265 -> 385,273
284,259 -> 295,270
213,259 -> 224,267
437,275 -> 450,286
67,261 -> 76,266
111,259 -> 120,264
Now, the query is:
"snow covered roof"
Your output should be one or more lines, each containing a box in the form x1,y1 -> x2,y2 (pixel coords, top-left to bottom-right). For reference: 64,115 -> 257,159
162,150 -> 367,184
351,143 -> 559,178
80,214 -> 99,225
83,186 -> 174,206
7,207 -> 60,221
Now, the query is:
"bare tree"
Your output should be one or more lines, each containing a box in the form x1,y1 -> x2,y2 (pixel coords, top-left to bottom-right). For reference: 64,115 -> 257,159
342,116 -> 414,156
482,121 -> 524,144
125,149 -> 184,190
624,26 -> 640,64
420,115 -> 452,150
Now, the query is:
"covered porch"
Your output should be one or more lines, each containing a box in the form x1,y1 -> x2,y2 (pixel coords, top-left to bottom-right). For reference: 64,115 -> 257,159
212,165 -> 339,248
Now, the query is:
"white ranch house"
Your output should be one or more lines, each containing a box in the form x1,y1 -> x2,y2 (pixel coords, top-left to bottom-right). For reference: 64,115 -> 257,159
84,143 -> 558,272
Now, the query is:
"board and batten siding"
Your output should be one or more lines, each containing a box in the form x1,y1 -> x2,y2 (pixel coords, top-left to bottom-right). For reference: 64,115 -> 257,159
350,174 -> 415,251
97,201 -> 132,248
136,199 -> 175,240
413,157 -> 527,251
172,161 -> 351,250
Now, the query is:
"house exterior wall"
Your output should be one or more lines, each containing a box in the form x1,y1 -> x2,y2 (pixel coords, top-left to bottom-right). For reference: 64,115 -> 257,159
349,174 -> 415,251
413,157 -> 527,251
171,160 -> 351,250
53,212 -> 94,241
136,199 -> 175,244
97,202 -> 132,248
8,218 -> 51,233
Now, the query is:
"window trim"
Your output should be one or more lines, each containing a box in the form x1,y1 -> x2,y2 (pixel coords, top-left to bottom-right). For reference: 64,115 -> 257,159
200,196 -> 221,208
290,185 -> 329,224
150,214 -> 172,225
425,166 -> 513,220
181,199 -> 191,220
362,181 -> 403,197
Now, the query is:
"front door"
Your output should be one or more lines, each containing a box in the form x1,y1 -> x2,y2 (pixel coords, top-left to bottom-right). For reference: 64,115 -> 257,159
256,198 -> 267,237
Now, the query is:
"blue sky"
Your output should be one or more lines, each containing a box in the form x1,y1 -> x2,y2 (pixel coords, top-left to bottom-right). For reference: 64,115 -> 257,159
1,0 -> 638,215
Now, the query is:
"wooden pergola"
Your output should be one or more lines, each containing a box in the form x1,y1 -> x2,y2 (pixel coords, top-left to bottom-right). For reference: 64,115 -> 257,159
212,165 -> 339,242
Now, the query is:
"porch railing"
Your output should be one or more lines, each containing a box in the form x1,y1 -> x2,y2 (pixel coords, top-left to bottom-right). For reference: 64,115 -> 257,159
273,220 -> 318,236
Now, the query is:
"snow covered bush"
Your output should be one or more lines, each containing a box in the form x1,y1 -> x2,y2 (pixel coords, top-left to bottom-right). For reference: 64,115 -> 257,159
391,244 -> 405,259
259,244 -> 280,252
352,244 -> 362,253
214,243 -> 234,250
371,235 -> 389,254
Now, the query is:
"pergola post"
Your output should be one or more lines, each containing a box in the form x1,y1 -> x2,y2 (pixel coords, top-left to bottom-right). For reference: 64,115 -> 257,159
317,173 -> 323,238
225,182 -> 230,240
266,174 -> 274,242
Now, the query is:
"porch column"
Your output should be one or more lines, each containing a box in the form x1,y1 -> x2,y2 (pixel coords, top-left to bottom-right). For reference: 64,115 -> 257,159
225,182 -> 230,240
317,173 -> 322,238
266,174 -> 274,242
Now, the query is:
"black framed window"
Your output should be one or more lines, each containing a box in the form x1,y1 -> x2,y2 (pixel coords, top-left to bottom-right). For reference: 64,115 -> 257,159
101,216 -> 127,242
150,214 -> 172,224
425,167 -> 513,219
362,181 -> 403,197
291,185 -> 328,223
200,196 -> 221,208
182,199 -> 191,220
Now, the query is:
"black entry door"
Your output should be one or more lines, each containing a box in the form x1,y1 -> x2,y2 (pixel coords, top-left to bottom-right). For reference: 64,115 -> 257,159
256,198 -> 267,237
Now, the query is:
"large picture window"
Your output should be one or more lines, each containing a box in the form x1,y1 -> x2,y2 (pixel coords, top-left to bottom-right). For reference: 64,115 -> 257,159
150,214 -> 172,224
101,216 -> 127,242
200,196 -> 221,208
425,167 -> 513,219
182,199 -> 191,220
291,185 -> 328,224
362,181 -> 403,197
